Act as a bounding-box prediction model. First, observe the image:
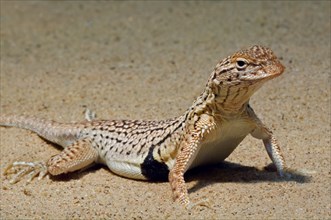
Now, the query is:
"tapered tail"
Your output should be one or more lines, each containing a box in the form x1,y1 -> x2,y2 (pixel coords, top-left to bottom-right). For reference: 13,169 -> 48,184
0,114 -> 81,147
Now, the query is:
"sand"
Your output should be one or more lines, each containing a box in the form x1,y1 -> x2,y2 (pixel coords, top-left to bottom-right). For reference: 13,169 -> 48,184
0,1 -> 330,219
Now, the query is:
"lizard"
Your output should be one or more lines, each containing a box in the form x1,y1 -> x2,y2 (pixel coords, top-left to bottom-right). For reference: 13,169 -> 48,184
0,45 -> 288,208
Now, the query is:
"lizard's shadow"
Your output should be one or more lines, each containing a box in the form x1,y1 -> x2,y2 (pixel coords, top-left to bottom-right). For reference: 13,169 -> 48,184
50,161 -> 310,191
184,161 -> 311,194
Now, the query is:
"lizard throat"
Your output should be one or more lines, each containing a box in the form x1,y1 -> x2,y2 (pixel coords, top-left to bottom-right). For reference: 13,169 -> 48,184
201,80 -> 265,115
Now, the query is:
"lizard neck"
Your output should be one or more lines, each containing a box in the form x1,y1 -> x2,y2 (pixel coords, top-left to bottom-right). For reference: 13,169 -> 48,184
187,79 -> 264,118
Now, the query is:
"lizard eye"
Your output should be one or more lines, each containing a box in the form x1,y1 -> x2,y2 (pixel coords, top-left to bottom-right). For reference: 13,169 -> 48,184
236,59 -> 248,70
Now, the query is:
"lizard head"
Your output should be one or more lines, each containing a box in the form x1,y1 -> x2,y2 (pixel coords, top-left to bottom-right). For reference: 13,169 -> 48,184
212,45 -> 285,85
231,45 -> 285,81
206,45 -> 285,111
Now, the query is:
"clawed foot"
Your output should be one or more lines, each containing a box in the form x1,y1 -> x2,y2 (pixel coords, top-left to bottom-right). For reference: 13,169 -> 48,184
265,164 -> 293,179
278,169 -> 292,179
84,109 -> 97,121
4,161 -> 48,184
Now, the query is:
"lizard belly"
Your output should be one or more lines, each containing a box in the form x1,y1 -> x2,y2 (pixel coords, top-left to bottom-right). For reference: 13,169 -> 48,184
106,159 -> 147,180
189,119 -> 254,169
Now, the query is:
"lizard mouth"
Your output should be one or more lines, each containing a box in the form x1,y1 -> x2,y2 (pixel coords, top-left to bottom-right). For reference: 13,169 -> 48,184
267,59 -> 285,77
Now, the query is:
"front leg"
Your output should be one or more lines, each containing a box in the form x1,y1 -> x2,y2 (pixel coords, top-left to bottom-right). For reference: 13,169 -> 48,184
169,114 -> 216,208
248,107 -> 287,176
169,131 -> 201,208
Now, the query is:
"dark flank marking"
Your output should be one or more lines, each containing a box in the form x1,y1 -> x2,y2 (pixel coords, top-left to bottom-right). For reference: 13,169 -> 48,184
140,117 -> 187,181
140,145 -> 169,181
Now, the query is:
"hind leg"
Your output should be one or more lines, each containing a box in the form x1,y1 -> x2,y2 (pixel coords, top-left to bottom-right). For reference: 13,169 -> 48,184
4,138 -> 98,183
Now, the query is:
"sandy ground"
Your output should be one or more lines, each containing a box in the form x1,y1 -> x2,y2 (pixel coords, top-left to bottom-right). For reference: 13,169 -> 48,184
0,1 -> 330,219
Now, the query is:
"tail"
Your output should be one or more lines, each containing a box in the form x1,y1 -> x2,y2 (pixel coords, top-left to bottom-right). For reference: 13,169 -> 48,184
0,114 -> 82,147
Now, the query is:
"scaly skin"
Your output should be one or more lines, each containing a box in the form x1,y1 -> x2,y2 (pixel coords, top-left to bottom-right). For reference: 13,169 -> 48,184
0,45 -> 287,208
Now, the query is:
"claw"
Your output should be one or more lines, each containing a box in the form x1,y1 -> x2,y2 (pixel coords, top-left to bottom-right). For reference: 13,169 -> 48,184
3,161 -> 48,184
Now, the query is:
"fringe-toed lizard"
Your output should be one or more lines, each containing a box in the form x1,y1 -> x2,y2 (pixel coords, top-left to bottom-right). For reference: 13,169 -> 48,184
0,45 -> 288,208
